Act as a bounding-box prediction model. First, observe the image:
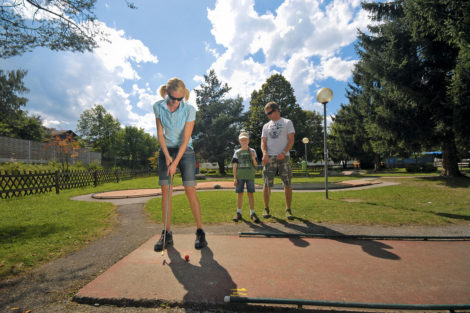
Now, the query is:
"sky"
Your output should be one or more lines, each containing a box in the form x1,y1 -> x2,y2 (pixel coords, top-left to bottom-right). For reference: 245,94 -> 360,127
1,0 -> 373,136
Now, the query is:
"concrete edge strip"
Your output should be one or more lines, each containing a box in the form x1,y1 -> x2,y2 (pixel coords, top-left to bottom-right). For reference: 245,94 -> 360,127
238,232 -> 470,241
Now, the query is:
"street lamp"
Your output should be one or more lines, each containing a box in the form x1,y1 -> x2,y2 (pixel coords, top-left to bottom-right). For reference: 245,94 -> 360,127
302,137 -> 309,162
302,137 -> 309,175
316,87 -> 333,199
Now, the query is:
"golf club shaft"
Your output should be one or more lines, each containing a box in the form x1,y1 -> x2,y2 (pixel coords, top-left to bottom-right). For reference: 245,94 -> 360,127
162,173 -> 172,256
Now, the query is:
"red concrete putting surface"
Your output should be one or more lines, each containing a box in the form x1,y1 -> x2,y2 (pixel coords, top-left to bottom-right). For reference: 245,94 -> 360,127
91,181 -> 239,199
91,179 -> 382,199
74,234 -> 470,309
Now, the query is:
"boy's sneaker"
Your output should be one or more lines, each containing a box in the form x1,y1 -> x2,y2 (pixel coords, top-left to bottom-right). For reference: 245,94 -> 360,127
232,212 -> 242,222
251,213 -> 260,223
262,208 -> 271,218
285,209 -> 294,220
154,230 -> 173,252
195,229 -> 207,249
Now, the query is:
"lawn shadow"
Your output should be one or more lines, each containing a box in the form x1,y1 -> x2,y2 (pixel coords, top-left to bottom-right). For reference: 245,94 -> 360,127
416,176 -> 470,188
434,212 -> 470,221
167,246 -> 236,306
0,224 -> 70,243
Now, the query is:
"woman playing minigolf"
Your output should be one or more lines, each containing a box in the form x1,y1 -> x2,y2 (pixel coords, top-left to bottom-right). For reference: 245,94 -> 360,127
153,78 -> 207,251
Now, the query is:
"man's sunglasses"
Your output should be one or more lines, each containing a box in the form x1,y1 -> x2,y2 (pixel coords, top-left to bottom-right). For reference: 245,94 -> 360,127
168,94 -> 184,101
266,109 -> 275,115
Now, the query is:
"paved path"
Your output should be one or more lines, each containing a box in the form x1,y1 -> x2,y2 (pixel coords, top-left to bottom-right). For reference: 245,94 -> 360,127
74,234 -> 470,310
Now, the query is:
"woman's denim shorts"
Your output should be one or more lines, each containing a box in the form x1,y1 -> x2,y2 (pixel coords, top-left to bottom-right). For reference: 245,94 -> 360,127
158,147 -> 196,187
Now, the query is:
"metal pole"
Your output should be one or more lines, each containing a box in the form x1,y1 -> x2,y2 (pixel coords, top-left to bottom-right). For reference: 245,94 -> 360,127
304,143 -> 307,163
323,102 -> 328,199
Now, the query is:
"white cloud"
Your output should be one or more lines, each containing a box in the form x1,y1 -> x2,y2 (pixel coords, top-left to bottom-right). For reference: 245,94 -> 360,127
206,0 -> 371,112
4,21 -> 159,134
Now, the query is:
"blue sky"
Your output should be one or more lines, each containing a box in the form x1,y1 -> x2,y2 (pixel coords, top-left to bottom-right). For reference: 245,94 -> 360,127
1,0 -> 372,135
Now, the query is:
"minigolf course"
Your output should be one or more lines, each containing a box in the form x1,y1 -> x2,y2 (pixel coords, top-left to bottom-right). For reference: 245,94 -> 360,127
74,180 -> 470,311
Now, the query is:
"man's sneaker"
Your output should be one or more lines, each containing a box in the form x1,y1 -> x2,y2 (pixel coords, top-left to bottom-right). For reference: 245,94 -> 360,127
251,213 -> 261,223
285,209 -> 294,220
154,230 -> 173,252
262,208 -> 271,218
195,229 -> 207,249
232,212 -> 242,222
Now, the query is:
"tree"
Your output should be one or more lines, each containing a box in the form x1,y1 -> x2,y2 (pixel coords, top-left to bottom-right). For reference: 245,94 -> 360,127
193,70 -> 244,175
329,102 -> 376,169
118,126 -> 158,169
245,74 -> 322,162
1,0 -> 103,58
44,132 -> 80,171
0,69 -> 47,140
347,0 -> 470,176
0,70 -> 28,119
76,104 -> 121,162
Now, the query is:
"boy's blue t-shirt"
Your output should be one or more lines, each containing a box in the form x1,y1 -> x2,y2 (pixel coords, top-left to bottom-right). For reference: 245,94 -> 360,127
153,98 -> 196,149
232,148 -> 257,180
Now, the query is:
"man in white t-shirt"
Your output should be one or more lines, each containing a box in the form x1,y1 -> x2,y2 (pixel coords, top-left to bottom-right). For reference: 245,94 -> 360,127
261,101 -> 295,220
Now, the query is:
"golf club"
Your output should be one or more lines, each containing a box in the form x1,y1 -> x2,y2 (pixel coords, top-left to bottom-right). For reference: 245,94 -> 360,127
162,171 -> 173,265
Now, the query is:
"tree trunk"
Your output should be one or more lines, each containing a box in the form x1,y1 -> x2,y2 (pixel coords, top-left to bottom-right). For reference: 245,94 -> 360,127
218,159 -> 226,175
441,135 -> 461,177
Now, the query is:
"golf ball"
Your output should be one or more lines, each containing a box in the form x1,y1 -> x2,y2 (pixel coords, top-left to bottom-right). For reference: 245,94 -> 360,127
184,254 -> 190,262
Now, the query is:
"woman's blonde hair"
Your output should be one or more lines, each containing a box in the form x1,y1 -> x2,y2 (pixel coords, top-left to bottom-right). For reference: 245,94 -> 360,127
159,78 -> 190,101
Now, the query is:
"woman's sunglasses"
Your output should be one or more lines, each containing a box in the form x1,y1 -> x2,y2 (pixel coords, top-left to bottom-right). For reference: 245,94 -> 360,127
168,94 -> 184,101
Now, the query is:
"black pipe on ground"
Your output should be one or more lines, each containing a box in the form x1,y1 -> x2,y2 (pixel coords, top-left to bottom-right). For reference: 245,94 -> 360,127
225,295 -> 470,311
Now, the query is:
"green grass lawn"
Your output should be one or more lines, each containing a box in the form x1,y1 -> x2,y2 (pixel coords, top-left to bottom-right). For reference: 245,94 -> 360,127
0,176 -> 161,279
1,173 -> 469,279
147,176 -> 470,226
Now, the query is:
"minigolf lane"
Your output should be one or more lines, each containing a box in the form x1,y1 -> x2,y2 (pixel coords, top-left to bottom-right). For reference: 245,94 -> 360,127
74,234 -> 470,308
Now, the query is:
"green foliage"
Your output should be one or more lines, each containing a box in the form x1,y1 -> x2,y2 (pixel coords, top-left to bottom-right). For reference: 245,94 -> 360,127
0,69 -> 46,140
193,70 -> 244,175
0,69 -> 28,117
76,104 -> 121,161
118,126 -> 159,169
75,103 -> 159,169
86,160 -> 104,171
0,0 -> 102,58
338,0 -> 469,176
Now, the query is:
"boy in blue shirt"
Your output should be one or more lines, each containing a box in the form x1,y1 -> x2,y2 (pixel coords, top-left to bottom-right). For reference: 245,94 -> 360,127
232,131 -> 260,223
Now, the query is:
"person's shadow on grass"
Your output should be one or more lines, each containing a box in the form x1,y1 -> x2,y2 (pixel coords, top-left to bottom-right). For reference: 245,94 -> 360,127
167,246 -> 237,305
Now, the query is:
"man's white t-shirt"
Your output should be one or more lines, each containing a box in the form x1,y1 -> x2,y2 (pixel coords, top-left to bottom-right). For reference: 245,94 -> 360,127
261,117 -> 295,156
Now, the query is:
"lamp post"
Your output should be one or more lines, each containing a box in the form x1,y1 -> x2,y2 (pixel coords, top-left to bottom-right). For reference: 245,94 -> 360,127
316,87 -> 333,199
302,137 -> 309,162
302,137 -> 309,175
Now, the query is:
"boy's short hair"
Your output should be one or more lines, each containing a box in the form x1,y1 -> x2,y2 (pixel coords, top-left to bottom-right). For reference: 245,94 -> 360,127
238,131 -> 249,139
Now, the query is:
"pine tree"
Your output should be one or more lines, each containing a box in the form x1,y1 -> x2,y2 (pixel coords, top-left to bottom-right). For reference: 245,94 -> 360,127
193,70 -> 244,175
346,0 -> 469,176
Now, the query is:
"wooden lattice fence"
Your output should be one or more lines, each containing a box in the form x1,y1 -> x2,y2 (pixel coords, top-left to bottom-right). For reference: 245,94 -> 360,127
0,169 -> 156,199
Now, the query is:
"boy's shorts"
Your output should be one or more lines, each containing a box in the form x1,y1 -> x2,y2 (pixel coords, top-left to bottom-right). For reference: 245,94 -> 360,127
263,155 -> 292,187
158,147 -> 196,187
235,179 -> 255,193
